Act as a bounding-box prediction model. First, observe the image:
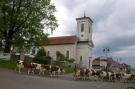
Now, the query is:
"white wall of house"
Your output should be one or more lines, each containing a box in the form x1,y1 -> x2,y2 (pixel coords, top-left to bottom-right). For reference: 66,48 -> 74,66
43,44 -> 77,60
100,61 -> 107,68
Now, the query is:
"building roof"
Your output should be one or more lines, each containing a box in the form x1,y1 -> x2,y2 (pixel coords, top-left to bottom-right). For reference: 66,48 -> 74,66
76,16 -> 93,23
92,57 -> 100,66
46,35 -> 77,45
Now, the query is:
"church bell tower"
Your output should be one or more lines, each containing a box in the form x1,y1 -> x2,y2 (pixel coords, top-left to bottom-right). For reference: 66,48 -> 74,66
76,16 -> 94,68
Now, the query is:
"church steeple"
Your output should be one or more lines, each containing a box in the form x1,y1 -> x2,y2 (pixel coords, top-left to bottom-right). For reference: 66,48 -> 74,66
76,16 -> 93,42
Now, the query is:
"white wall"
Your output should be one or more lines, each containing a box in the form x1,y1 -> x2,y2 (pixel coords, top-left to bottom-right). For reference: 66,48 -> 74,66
76,44 -> 92,68
43,44 -> 77,60
76,18 -> 92,42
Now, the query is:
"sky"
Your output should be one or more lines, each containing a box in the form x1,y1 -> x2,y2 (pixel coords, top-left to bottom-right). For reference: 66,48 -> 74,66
50,0 -> 135,67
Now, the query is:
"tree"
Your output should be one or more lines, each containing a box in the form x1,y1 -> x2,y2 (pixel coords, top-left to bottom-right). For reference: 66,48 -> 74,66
0,0 -> 58,53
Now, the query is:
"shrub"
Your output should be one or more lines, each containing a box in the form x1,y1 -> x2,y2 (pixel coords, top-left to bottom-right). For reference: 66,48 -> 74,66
36,48 -> 46,57
33,48 -> 51,64
33,56 -> 51,64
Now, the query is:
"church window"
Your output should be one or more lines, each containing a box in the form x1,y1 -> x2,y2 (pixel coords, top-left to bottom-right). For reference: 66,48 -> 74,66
81,24 -> 84,32
89,25 -> 91,33
47,51 -> 50,56
80,56 -> 82,62
81,35 -> 83,37
66,51 -> 69,58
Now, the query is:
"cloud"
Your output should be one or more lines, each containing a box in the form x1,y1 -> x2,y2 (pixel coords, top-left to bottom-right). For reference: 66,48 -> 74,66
51,0 -> 135,67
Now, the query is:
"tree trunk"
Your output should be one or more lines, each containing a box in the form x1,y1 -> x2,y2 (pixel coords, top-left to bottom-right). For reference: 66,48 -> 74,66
4,39 -> 12,53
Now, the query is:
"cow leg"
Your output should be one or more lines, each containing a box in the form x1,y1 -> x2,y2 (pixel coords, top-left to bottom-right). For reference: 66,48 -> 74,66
18,68 -> 21,74
28,69 -> 30,75
32,69 -> 35,75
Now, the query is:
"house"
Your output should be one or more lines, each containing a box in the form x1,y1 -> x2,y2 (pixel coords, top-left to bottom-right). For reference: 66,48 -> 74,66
92,56 -> 125,73
92,56 -> 107,71
40,16 -> 94,68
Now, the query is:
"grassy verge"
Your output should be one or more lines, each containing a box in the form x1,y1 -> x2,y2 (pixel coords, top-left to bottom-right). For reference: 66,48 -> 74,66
64,66 -> 74,74
0,59 -> 16,70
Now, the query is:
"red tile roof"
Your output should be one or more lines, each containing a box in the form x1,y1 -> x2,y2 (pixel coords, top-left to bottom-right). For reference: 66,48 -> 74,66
46,35 -> 77,45
92,57 -> 100,66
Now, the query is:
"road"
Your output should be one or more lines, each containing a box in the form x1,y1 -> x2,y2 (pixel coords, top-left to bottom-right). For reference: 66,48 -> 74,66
0,69 -> 135,89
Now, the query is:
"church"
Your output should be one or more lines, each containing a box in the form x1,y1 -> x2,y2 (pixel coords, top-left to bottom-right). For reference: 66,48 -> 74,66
42,16 -> 94,68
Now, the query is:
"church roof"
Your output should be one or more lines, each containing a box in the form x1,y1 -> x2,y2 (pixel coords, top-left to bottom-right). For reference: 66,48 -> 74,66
46,35 -> 77,45
76,16 -> 93,23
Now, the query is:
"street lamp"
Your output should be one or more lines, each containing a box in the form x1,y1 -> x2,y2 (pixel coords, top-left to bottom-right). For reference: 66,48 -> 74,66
103,47 -> 110,58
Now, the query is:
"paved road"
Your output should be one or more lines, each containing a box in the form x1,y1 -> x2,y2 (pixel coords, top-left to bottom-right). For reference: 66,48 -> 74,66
0,69 -> 135,89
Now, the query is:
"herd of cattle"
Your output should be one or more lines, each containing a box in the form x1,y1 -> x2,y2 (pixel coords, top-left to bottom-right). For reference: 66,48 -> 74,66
15,60 -> 135,82
74,67 -> 135,82
15,60 -> 65,77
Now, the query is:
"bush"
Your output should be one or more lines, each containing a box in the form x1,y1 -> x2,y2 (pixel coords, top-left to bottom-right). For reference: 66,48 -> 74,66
33,56 -> 51,64
36,48 -> 46,57
33,48 -> 51,64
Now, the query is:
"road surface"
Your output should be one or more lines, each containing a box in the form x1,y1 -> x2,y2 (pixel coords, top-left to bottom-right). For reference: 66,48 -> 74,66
0,69 -> 135,89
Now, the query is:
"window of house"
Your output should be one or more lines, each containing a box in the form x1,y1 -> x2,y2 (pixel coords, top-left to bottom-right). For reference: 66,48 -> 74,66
66,51 -> 69,58
81,24 -> 84,32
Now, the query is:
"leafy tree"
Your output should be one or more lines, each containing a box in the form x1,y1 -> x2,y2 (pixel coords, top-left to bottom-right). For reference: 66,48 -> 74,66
0,0 -> 58,53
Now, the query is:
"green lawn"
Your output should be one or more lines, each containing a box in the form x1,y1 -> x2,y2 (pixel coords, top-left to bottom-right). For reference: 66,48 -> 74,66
0,59 -> 16,70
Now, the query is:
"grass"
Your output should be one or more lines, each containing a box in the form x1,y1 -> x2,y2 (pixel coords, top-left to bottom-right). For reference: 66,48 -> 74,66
64,66 -> 74,74
0,59 -> 16,70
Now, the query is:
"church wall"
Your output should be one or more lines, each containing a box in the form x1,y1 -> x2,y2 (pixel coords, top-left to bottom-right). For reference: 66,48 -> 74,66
76,44 -> 92,68
77,19 -> 92,41
43,44 -> 77,60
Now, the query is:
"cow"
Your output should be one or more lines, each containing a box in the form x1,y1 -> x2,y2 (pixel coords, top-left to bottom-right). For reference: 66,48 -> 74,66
15,60 -> 24,74
16,60 -> 38,75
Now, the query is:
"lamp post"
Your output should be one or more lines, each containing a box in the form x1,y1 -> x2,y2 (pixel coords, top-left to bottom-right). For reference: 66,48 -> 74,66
103,47 -> 110,59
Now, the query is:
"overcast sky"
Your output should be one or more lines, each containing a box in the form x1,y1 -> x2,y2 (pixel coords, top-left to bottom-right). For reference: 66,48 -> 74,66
50,0 -> 135,67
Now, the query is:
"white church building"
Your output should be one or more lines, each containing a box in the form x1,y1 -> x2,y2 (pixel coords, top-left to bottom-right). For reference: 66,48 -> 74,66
42,16 -> 94,68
